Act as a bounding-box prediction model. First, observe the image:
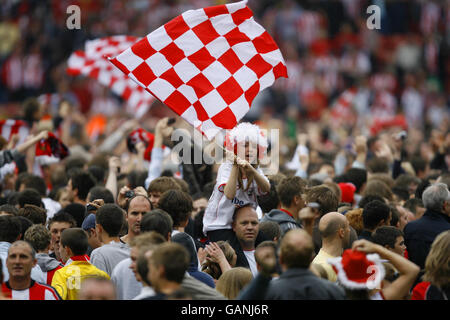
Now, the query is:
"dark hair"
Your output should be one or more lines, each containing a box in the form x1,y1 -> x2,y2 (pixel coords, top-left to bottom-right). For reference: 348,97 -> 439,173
136,248 -> 152,287
157,190 -> 193,228
193,209 -> 205,240
127,170 -> 148,190
358,195 -> 384,209
48,212 -> 77,230
17,188 -> 42,208
257,180 -> 280,214
305,185 -> 339,216
21,175 -> 47,197
65,157 -> 87,175
362,200 -> 391,230
87,165 -> 106,185
259,221 -> 281,241
87,186 -> 115,204
372,226 -> 403,249
7,192 -> 20,206
410,156 -> 427,175
415,179 -> 430,200
389,204 -> 399,228
60,203 -> 87,228
403,198 -> 424,215
345,168 -> 367,193
18,205 -> 47,225
392,187 -> 410,201
367,157 -> 390,174
96,204 -> 125,237
15,216 -> 33,240
70,171 -> 96,201
0,215 -> 21,243
23,97 -> 40,124
0,204 -> 19,216
140,209 -> 173,240
61,228 -> 88,255
150,243 -> 190,284
276,176 -> 306,208
345,288 -> 370,300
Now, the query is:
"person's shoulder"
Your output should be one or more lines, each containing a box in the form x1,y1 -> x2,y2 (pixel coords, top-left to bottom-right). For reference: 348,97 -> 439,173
89,264 -> 110,279
112,257 -> 131,274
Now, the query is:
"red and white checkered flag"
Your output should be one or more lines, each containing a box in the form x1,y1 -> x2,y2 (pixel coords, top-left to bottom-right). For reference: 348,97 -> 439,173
109,0 -> 287,139
67,36 -> 155,118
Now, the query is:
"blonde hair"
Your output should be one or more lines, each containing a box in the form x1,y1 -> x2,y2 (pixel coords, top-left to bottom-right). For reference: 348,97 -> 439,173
215,267 -> 253,300
345,208 -> 364,235
423,230 -> 450,288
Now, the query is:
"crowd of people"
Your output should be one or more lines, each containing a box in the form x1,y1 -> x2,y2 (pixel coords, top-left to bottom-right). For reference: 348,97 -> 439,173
0,0 -> 449,301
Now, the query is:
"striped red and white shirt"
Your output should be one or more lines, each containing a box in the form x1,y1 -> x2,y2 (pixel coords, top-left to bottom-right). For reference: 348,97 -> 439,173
2,280 -> 61,300
43,265 -> 63,286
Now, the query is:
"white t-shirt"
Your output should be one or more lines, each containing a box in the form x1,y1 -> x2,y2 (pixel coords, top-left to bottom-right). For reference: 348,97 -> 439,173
202,162 -> 268,234
243,250 -> 258,277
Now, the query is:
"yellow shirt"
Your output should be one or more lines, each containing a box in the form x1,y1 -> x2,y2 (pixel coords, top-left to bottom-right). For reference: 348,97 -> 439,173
51,260 -> 110,300
311,249 -> 338,282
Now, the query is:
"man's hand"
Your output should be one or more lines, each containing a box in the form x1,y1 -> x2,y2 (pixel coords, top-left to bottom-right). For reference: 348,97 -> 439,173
374,140 -> 394,163
133,186 -> 148,198
353,135 -> 367,155
87,199 -> 105,213
255,245 -> 277,276
117,186 -> 131,209
204,242 -> 227,264
155,117 -> 174,139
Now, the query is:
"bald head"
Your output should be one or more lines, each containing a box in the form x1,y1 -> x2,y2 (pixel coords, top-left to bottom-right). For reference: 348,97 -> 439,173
232,205 -> 259,249
319,212 -> 348,239
280,229 -> 314,269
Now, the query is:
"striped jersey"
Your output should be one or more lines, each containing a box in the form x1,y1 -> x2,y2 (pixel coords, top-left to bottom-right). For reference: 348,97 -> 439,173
43,265 -> 63,285
2,280 -> 61,300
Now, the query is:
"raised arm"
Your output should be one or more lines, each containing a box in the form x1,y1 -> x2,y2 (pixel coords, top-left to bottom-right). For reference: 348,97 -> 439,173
15,130 -> 48,154
105,156 -> 121,202
144,117 -> 174,189
223,163 -> 239,200
353,239 -> 420,300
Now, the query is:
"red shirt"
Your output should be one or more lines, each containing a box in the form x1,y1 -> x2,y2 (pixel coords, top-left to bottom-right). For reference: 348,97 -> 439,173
2,280 -> 60,300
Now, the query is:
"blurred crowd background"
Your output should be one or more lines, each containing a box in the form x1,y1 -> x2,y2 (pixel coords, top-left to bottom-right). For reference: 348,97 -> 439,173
0,0 -> 449,173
